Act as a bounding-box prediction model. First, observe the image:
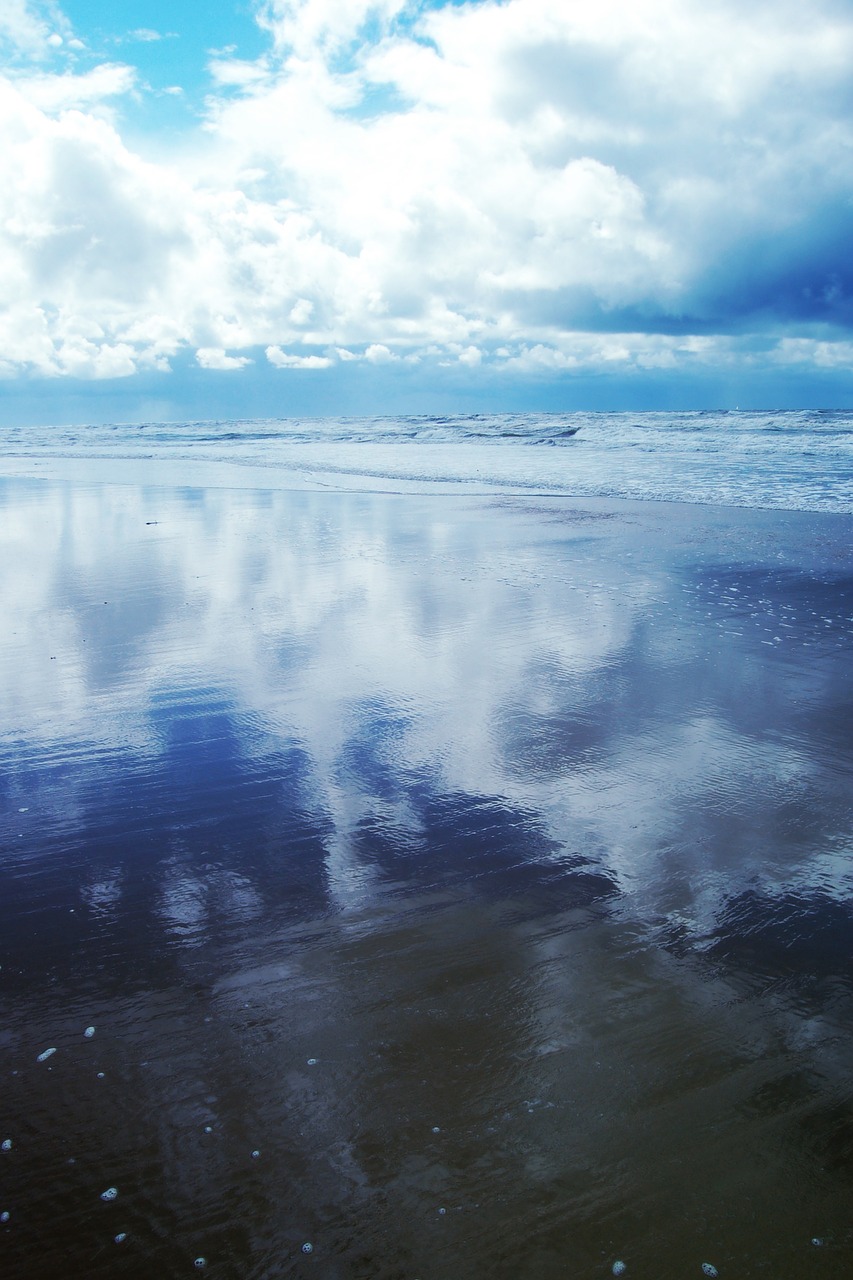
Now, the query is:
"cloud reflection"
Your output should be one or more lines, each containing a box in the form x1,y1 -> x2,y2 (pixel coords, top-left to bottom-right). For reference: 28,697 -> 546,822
1,479 -> 851,946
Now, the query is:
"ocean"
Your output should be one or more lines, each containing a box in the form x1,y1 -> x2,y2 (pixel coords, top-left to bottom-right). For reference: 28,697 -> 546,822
1,413 -> 852,1279
4,409 -> 853,511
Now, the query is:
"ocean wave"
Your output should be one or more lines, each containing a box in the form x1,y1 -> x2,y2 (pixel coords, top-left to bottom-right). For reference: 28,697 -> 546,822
2,411 -> 852,513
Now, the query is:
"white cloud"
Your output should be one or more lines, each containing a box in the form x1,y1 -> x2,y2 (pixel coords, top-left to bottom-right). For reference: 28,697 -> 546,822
266,347 -> 334,368
0,81 -> 198,377
2,0 -> 853,382
494,332 -> 743,376
256,0 -> 408,58
196,347 -> 254,370
0,1 -> 70,60
167,0 -> 853,364
289,297 -> 314,324
772,338 -> 853,369
209,57 -> 271,88
363,343 -> 396,364
15,63 -> 137,111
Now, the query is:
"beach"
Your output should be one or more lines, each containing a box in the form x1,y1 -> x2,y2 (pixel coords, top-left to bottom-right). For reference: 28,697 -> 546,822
1,464 -> 852,1279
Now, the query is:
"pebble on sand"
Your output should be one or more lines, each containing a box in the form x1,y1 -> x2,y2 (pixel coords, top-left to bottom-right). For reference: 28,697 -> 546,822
100,1187 -> 118,1201
37,1048 -> 57,1062
84,1027 -> 96,1039
1,1140 -> 11,1152
701,1266 -> 719,1278
613,1263 -> 627,1276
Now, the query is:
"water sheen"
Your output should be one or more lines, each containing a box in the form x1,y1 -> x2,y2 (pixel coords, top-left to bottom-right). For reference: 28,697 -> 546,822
1,477 -> 852,1279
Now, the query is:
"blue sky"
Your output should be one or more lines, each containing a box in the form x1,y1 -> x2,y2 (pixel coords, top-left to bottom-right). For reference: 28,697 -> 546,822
2,0 -> 853,423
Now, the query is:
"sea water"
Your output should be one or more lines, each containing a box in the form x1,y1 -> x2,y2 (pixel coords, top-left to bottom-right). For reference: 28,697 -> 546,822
0,415 -> 852,1278
3,409 -> 852,511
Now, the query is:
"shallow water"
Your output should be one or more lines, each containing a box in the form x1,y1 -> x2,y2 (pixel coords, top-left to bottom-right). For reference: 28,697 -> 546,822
1,477 -> 852,1278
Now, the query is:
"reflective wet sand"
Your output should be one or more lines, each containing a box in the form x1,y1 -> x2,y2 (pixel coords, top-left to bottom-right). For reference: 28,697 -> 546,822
1,478 -> 852,1278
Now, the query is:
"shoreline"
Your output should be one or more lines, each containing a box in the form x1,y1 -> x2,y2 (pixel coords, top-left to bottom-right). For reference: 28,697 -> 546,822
2,438 -> 851,514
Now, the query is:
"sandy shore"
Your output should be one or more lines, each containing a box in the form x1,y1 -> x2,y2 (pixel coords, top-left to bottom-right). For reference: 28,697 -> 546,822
1,472 -> 852,1278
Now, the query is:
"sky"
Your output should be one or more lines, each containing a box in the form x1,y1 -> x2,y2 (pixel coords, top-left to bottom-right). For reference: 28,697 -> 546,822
2,0 -> 853,423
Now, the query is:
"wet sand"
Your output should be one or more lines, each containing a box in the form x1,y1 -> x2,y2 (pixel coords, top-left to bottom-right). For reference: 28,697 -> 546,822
1,475 -> 852,1279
